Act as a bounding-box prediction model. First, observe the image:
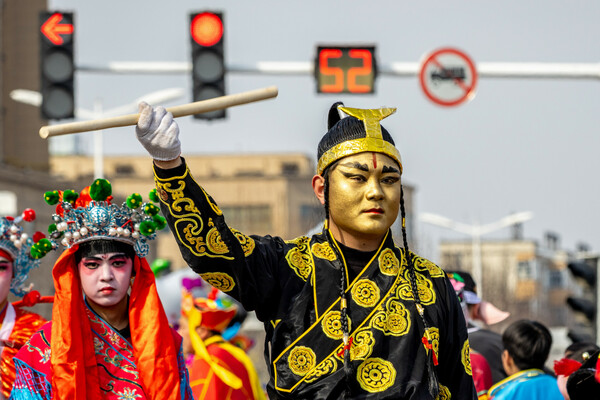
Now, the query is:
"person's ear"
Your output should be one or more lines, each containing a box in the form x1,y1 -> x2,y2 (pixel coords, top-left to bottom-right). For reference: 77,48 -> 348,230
312,175 -> 326,205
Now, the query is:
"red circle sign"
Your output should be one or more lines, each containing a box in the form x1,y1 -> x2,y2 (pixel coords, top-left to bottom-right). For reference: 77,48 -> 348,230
419,47 -> 478,107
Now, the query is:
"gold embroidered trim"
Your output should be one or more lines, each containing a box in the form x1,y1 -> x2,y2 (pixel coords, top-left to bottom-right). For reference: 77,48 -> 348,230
317,138 -> 402,175
356,358 -> 396,393
462,340 -> 472,376
311,242 -> 337,261
285,237 -> 314,281
412,255 -> 445,278
438,384 -> 452,400
349,329 -> 375,361
200,272 -> 235,293
378,248 -> 400,276
271,319 -> 281,329
423,327 -> 440,363
231,228 -> 255,257
397,270 -> 436,306
304,356 -> 338,383
206,227 -> 229,254
288,346 -> 317,376
371,299 -> 411,337
351,279 -> 381,308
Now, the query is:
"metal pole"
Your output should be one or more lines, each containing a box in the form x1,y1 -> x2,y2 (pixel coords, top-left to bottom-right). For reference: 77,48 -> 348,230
93,99 -> 103,179
472,232 -> 483,298
596,257 -> 600,346
76,61 -> 600,80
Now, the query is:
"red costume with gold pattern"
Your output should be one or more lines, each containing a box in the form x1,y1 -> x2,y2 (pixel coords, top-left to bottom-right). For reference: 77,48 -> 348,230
0,304 -> 45,398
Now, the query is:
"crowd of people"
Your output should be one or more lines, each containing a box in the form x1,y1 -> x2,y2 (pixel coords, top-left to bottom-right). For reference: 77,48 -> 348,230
0,102 -> 598,399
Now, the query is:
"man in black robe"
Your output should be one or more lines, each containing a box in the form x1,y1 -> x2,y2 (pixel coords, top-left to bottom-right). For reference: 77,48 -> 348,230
135,101 -> 477,399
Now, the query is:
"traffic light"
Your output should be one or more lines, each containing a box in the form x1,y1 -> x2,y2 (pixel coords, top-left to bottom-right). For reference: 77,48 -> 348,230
39,12 -> 75,120
566,258 -> 598,343
190,11 -> 226,120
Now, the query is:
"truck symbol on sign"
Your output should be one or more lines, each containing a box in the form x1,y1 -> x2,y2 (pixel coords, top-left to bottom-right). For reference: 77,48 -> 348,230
431,67 -> 466,83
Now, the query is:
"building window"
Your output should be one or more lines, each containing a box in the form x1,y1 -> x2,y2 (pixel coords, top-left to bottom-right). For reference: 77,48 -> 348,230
115,164 -> 135,176
220,205 -> 272,233
548,270 -> 563,288
281,162 -> 299,176
300,205 -> 325,234
517,260 -> 537,280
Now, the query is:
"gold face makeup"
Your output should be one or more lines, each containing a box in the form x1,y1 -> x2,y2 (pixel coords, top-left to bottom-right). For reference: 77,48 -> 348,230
327,152 -> 401,246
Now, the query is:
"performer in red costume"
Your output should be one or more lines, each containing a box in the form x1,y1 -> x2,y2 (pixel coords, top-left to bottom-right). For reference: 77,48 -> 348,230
0,209 -> 48,400
11,180 -> 193,400
179,286 -> 265,400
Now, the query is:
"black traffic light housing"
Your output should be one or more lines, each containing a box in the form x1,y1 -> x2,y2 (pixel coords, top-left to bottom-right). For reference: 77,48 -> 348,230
566,259 -> 598,343
39,12 -> 75,120
190,11 -> 226,120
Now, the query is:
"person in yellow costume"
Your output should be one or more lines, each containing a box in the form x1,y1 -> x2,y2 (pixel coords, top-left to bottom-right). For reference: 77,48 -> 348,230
135,101 -> 477,399
179,286 -> 265,400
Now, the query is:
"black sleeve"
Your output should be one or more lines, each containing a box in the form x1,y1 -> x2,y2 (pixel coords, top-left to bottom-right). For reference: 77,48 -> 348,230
437,273 -> 478,399
153,159 -> 290,322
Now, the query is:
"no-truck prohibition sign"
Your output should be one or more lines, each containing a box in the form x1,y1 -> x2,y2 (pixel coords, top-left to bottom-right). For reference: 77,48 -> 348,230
419,47 -> 478,107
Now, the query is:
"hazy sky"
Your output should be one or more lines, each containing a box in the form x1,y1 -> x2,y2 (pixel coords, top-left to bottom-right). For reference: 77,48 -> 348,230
47,0 -> 600,261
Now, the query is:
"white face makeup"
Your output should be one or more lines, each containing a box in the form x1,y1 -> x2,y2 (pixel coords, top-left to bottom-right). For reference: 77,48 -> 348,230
0,255 -> 13,306
327,152 -> 401,245
77,252 -> 133,308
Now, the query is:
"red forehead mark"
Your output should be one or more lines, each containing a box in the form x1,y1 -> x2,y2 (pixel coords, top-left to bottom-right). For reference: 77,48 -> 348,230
372,152 -> 377,169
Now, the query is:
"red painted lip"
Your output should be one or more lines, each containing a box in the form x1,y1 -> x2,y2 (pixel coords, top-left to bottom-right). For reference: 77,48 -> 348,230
100,287 -> 115,293
364,208 -> 384,214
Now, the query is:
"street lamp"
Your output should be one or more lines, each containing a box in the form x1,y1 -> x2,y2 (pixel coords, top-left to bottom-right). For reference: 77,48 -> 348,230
9,88 -> 185,178
419,211 -> 534,297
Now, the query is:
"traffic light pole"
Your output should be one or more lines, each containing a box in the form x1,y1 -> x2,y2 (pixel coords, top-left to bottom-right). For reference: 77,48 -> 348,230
76,61 -> 600,79
597,257 -> 600,345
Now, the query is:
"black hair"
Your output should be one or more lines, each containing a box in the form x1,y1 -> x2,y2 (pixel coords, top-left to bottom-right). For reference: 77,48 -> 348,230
502,319 -> 553,370
565,342 -> 600,363
566,350 -> 600,400
320,102 -> 439,398
75,239 -> 135,264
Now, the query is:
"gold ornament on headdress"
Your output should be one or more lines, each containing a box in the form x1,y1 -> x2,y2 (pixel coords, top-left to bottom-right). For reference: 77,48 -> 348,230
316,106 -> 402,175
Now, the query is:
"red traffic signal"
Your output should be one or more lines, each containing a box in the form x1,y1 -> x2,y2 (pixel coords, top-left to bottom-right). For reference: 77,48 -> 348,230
190,13 -> 223,47
40,13 -> 73,45
39,11 -> 75,120
189,11 -> 226,120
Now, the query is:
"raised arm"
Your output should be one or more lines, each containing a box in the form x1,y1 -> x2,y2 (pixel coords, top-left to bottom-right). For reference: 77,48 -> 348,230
135,103 -> 288,322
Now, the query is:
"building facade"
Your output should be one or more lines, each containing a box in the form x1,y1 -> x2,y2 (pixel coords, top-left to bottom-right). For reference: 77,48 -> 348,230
438,238 -> 576,330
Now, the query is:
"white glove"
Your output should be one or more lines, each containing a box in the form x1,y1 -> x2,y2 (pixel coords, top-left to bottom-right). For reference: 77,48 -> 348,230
135,101 -> 181,161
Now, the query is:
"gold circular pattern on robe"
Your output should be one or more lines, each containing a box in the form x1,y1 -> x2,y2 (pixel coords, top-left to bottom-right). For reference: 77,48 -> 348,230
288,346 -> 317,376
322,310 -> 351,340
199,272 -> 235,292
311,242 -> 337,261
462,339 -> 472,376
357,358 -> 396,393
378,248 -> 400,276
205,227 -> 229,254
231,228 -> 255,256
351,279 -> 381,308
305,356 -> 338,383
